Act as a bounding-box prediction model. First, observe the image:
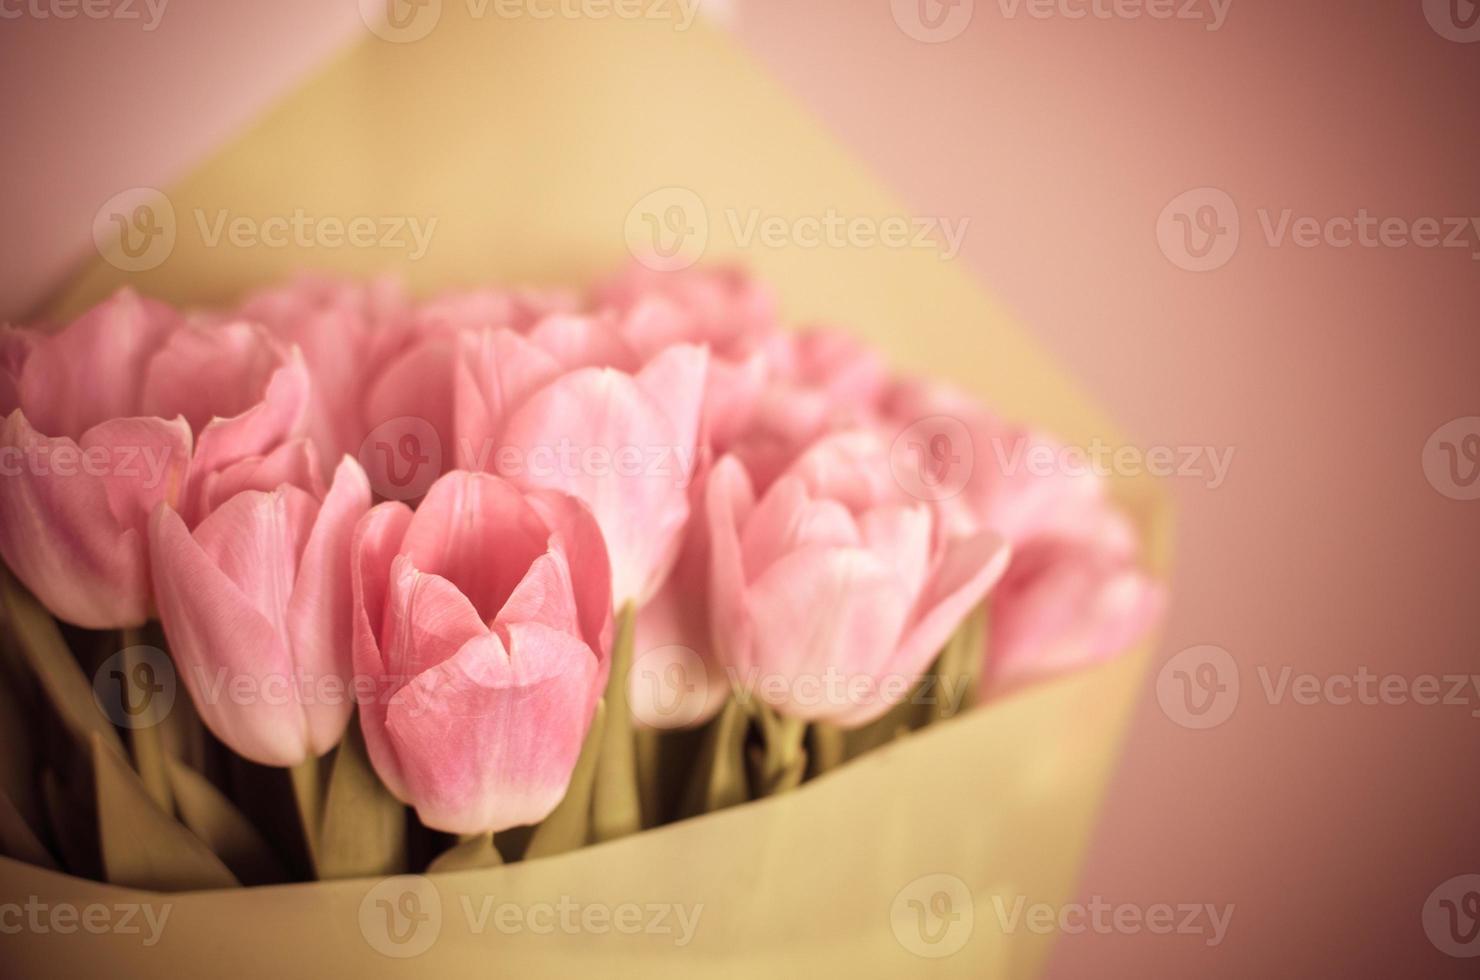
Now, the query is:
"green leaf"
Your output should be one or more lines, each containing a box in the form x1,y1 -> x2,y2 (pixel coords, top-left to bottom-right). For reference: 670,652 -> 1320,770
92,734 -> 238,891
318,720 -> 408,880
590,604 -> 641,842
0,785 -> 55,869
0,571 -> 123,755
166,756 -> 287,886
525,699 -> 606,860
681,698 -> 750,817
928,603 -> 987,724
751,706 -> 806,797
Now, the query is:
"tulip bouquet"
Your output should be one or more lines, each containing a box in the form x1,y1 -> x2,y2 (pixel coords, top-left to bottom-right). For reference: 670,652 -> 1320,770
0,266 -> 1161,888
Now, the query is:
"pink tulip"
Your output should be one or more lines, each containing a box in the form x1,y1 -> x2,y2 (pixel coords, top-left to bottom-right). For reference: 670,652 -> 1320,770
593,265 -> 779,452
706,429 -> 1010,726
986,510 -> 1165,690
884,380 -> 1104,543
149,452 -> 370,766
238,276 -> 410,461
351,471 -> 613,835
0,290 -> 307,628
455,320 -> 708,608
885,381 -> 1163,689
631,321 -> 889,729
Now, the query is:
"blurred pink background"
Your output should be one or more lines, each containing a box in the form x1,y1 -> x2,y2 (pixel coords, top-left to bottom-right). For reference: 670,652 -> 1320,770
3,2 -> 1476,975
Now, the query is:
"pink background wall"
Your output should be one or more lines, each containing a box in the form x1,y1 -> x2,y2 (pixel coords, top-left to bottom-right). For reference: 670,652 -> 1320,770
3,2 -> 1476,975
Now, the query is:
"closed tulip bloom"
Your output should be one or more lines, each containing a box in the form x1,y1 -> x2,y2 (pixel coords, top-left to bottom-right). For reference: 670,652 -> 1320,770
884,381 -> 1163,689
456,321 -> 707,609
0,290 -> 307,628
351,471 -> 613,835
706,429 -> 1010,727
593,265 -> 780,451
237,276 -> 410,461
149,453 -> 371,766
986,510 -> 1165,691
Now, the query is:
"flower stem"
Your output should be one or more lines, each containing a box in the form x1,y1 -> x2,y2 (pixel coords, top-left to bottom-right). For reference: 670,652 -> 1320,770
121,628 -> 172,813
290,753 -> 320,877
591,603 -> 641,842
754,706 -> 807,797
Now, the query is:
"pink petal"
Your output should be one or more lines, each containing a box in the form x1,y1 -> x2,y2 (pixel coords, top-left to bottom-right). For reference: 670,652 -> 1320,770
351,501 -> 414,795
741,546 -> 911,723
633,343 -> 708,466
140,322 -> 282,434
19,289 -> 179,439
522,489 -> 614,660
78,415 -> 193,541
631,572 -> 730,729
740,475 -> 860,581
0,327 -> 37,419
399,471 -> 549,622
362,336 -> 457,471
380,555 -> 489,687
453,328 -> 562,471
196,439 -> 325,520
190,486 -> 320,640
525,313 -> 637,372
384,623 -> 599,834
704,455 -> 755,671
702,350 -> 769,452
501,366 -> 695,607
286,457 -> 372,754
787,429 -> 900,513
493,550 -> 580,641
0,411 -> 151,627
149,504 -> 307,766
188,341 -> 311,509
857,529 -> 1011,726
989,549 -> 1164,689
858,503 -> 934,606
